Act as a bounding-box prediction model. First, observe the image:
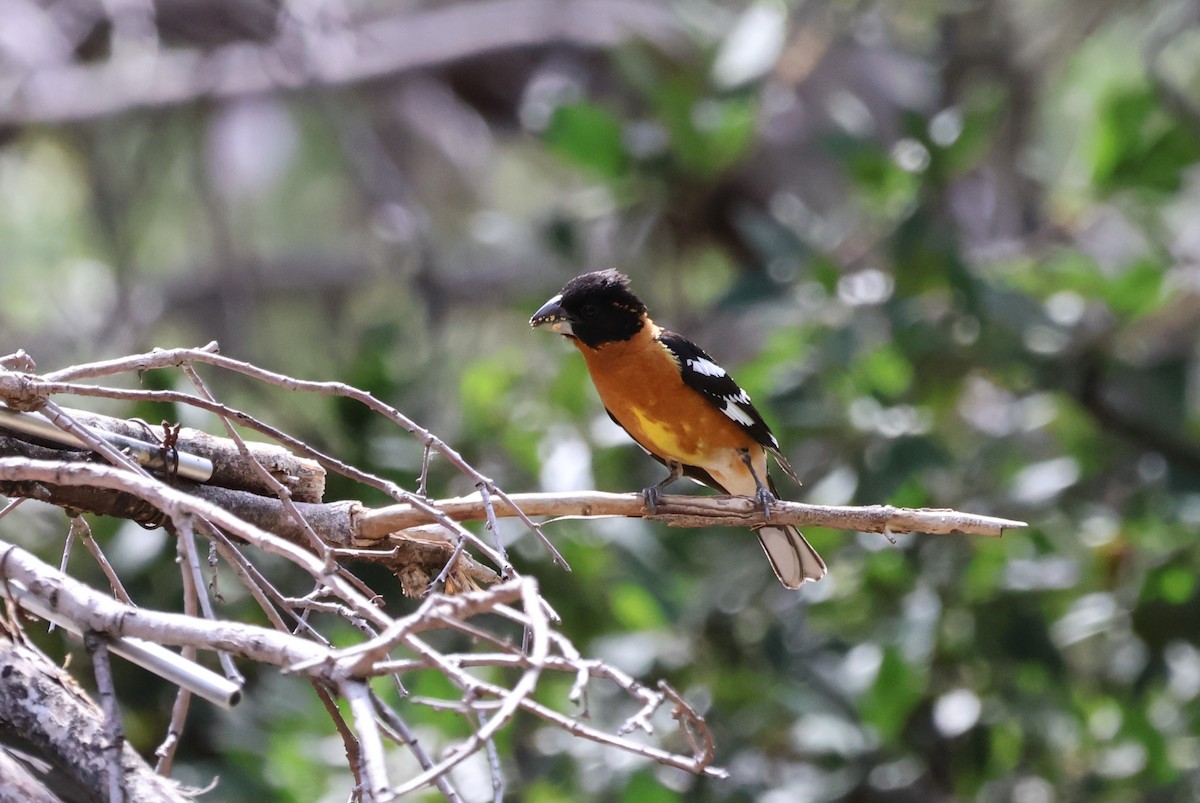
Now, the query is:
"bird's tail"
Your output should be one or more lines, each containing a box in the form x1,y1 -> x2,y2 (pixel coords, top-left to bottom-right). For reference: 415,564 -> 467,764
753,524 -> 827,588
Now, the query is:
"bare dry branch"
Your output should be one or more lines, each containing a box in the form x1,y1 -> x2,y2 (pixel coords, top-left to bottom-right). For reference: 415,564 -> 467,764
0,338 -> 733,796
5,346 -> 522,574
0,402 -> 324,501
0,634 -> 192,803
0,536 -> 726,790
0,343 -> 1019,797
84,632 -> 127,803
357,490 -> 1027,540
0,444 -> 1022,556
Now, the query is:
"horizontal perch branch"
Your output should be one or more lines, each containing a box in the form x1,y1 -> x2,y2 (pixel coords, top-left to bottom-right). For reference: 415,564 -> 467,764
357,491 -> 1027,543
0,452 -> 1024,550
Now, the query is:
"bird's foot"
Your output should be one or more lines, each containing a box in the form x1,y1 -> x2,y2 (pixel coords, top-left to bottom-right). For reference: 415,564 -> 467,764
738,447 -> 774,521
643,485 -> 664,515
643,460 -> 683,515
755,485 -> 776,521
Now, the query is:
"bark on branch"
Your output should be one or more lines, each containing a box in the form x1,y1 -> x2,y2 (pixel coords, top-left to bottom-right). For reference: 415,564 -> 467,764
0,635 -> 192,803
0,538 -> 726,790
0,449 -> 1024,562
356,490 -> 1027,542
0,344 -> 1023,799
0,406 -> 325,502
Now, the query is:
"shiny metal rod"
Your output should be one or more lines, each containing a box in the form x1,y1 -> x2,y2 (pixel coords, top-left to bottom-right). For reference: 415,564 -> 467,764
0,406 -> 213,482
2,580 -> 242,709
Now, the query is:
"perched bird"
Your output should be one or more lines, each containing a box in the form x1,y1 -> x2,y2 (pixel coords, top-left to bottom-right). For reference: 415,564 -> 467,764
530,269 -> 826,588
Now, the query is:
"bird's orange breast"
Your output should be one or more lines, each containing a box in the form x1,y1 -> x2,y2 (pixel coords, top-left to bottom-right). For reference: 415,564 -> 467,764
573,324 -> 756,467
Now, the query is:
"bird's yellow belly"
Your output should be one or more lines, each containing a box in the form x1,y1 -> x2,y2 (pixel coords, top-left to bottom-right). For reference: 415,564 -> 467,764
624,405 -> 707,464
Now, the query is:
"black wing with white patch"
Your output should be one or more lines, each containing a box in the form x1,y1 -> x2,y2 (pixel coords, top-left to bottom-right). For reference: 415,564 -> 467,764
657,330 -> 801,485
656,330 -> 773,445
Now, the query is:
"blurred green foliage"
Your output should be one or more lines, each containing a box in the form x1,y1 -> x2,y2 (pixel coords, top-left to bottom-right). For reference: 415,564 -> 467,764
3,0 -> 1200,801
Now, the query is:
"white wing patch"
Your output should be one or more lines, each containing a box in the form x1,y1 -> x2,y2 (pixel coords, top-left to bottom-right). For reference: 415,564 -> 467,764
659,329 -> 779,447
721,397 -> 756,426
687,357 -> 727,377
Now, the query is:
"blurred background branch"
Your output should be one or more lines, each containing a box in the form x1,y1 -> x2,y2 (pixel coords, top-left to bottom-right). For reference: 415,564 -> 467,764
0,0 -> 683,125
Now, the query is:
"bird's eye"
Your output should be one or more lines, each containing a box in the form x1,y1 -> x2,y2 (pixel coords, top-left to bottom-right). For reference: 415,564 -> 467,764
581,304 -> 599,317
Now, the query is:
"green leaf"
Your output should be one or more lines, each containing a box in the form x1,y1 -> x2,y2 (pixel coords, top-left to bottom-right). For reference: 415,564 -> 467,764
888,477 -> 929,508
860,646 -> 926,741
652,79 -> 757,177
940,82 -> 1006,174
610,582 -> 667,630
525,780 -> 576,803
963,546 -> 1008,602
621,770 -> 682,803
829,135 -> 921,219
459,351 -> 524,430
1091,87 -> 1200,194
865,549 -> 909,588
858,344 -> 915,397
1104,259 -> 1165,317
544,103 -> 628,178
989,718 -> 1024,774
1149,564 -> 1196,605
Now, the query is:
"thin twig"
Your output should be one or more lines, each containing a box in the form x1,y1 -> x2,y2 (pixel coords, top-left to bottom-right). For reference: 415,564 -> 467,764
477,708 -> 504,803
153,543 -> 198,776
39,347 -> 556,567
203,523 -> 330,644
181,363 -> 332,563
0,497 -> 25,520
50,516 -> 81,633
179,519 -> 245,684
476,481 -> 508,569
427,531 -> 472,594
0,458 -> 390,629
343,679 -> 392,802
75,516 -> 135,605
371,692 -> 462,803
386,584 -> 548,797
314,680 -> 366,798
417,443 -> 433,498
85,633 -> 127,803
28,377 -> 515,576
1,533 -> 728,785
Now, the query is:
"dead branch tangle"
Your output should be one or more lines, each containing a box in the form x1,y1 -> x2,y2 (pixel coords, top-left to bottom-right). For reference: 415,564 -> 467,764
0,345 -> 1023,800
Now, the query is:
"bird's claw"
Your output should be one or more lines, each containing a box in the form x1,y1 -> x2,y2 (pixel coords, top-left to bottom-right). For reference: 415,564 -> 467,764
644,460 -> 682,515
643,485 -> 663,515
736,447 -> 775,521
756,486 -> 775,521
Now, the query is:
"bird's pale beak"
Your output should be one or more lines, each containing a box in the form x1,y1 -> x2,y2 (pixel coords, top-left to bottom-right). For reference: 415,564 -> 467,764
529,294 -> 574,336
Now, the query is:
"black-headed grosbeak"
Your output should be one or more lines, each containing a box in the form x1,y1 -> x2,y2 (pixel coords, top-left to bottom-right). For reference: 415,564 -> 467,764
530,269 -> 826,588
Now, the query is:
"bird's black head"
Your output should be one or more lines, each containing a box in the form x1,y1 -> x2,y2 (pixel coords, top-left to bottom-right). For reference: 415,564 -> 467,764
530,270 -> 648,348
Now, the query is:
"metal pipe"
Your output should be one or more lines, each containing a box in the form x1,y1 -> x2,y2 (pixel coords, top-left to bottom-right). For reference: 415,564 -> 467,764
2,580 -> 242,709
0,406 -> 214,482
